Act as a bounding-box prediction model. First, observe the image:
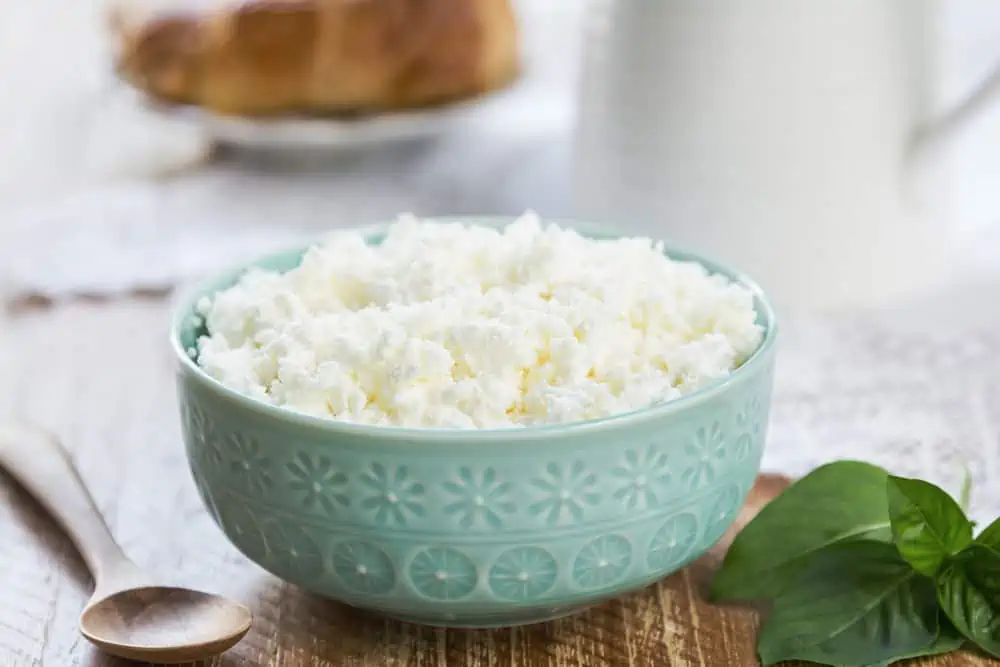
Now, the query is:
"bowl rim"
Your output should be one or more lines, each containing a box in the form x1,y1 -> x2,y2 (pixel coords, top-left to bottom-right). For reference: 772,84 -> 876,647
169,215 -> 779,442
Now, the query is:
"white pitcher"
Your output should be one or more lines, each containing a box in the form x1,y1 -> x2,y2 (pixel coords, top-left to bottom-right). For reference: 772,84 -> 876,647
572,0 -> 1000,310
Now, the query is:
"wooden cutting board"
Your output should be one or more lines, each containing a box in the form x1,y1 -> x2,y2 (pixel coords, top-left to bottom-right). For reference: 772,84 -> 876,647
2,473 -> 991,666
264,473 -> 985,667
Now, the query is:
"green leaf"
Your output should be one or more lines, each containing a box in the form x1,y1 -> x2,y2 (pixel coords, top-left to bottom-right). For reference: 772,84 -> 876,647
919,617 -> 967,657
938,544 -> 1000,658
858,616 -> 965,666
975,517 -> 1000,551
711,461 -> 892,602
757,541 -> 941,666
887,475 -> 973,577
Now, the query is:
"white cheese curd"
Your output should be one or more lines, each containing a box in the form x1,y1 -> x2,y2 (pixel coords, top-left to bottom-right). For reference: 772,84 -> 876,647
194,212 -> 764,429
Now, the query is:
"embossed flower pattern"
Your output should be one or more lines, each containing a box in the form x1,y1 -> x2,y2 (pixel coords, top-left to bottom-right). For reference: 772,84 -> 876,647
332,541 -> 396,594
443,467 -> 516,529
734,396 -> 763,460
261,520 -> 325,580
647,513 -> 698,571
216,500 -> 267,562
611,447 -> 671,510
184,402 -> 222,472
529,461 -> 600,526
681,423 -> 725,490
572,535 -> 632,589
488,547 -> 558,601
409,547 -> 478,600
286,453 -> 349,516
705,484 -> 742,540
225,434 -> 273,494
359,463 -> 426,526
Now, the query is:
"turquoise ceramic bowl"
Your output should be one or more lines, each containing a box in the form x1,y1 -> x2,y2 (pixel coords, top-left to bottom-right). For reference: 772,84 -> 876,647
170,217 -> 778,628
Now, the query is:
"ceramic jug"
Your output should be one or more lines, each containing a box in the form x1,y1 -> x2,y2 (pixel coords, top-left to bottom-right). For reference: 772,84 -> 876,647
572,0 -> 1000,310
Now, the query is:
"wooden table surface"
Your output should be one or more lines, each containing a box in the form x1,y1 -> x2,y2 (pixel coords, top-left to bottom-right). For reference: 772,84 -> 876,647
0,300 -> 994,667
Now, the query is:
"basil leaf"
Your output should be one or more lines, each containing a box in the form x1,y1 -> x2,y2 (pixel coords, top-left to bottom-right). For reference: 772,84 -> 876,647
938,544 -> 1000,658
887,475 -> 973,577
757,541 -> 940,666
859,616 -> 964,666
975,517 -> 1000,551
711,461 -> 892,601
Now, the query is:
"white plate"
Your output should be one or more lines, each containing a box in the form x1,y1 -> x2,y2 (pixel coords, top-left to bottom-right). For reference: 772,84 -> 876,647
142,89 -> 510,151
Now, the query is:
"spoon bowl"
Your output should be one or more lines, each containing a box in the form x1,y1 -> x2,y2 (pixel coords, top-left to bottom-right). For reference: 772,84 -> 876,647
81,587 -> 252,664
0,422 -> 253,663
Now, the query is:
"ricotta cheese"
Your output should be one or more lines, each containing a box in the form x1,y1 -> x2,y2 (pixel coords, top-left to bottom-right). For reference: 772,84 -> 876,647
194,212 -> 764,428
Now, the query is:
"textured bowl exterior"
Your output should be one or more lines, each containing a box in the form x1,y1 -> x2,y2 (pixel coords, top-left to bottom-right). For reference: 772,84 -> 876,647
172,218 -> 778,628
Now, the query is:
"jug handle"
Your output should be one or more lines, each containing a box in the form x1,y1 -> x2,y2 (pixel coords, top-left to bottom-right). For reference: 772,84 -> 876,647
910,62 -> 1000,162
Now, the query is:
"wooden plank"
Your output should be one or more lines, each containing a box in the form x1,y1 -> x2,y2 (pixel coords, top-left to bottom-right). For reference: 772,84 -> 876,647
4,468 -> 992,666
0,301 -> 995,666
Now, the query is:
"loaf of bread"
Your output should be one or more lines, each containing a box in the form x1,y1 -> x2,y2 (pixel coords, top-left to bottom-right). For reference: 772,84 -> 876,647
110,0 -> 520,117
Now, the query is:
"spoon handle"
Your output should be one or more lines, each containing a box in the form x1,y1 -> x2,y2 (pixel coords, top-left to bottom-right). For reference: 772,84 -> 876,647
0,421 -> 135,586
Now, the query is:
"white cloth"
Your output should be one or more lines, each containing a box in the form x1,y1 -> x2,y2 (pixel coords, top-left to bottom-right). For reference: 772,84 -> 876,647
763,276 -> 1000,526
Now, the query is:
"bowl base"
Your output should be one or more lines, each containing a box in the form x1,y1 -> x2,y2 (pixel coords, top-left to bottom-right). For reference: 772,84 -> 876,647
384,604 -> 594,629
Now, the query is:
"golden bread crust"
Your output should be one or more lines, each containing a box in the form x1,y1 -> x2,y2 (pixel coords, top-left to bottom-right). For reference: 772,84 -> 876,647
113,0 -> 520,116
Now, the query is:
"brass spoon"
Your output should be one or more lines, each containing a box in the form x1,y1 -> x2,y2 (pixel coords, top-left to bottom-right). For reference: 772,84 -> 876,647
0,422 -> 252,664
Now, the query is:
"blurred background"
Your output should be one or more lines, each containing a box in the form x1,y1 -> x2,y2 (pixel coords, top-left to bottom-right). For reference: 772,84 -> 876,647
1,0 -> 999,310
0,0 -> 577,302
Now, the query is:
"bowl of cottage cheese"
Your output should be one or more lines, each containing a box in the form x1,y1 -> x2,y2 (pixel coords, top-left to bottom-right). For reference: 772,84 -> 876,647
171,212 -> 778,627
